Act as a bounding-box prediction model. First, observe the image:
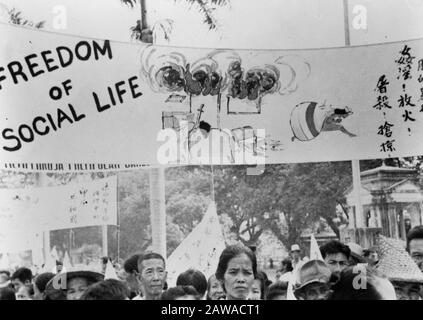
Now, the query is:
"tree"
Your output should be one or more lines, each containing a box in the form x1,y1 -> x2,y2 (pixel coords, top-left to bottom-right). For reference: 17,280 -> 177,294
120,0 -> 230,42
0,4 -> 45,28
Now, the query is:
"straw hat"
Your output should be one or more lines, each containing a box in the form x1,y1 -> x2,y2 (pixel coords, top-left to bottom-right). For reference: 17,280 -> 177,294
45,270 -> 104,292
375,235 -> 423,284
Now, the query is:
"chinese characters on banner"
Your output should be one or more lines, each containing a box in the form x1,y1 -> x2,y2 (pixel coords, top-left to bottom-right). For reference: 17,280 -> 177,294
375,44 -> 423,156
0,176 -> 117,252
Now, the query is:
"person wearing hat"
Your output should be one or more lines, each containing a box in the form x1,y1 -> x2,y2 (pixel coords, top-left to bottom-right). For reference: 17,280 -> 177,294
290,244 -> 302,270
376,235 -> 423,300
46,270 -> 104,300
293,260 -> 334,300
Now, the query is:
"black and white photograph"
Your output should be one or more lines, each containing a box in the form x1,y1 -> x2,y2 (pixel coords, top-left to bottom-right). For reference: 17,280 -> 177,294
1,0 -> 423,308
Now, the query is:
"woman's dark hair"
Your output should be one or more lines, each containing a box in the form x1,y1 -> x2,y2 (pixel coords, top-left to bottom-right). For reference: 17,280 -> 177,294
254,270 -> 270,299
80,279 -> 130,300
123,254 -> 142,274
266,281 -> 289,300
176,269 -> 207,298
215,244 -> 257,286
161,285 -> 200,300
0,287 -> 16,300
34,272 -> 55,294
329,266 -> 382,300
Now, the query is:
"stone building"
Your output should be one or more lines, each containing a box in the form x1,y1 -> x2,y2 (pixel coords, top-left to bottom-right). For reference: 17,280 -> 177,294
341,164 -> 423,248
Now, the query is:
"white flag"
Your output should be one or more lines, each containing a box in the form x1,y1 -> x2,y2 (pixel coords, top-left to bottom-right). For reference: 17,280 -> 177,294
309,234 -> 323,261
104,260 -> 118,280
166,202 -> 226,287
63,251 -> 73,271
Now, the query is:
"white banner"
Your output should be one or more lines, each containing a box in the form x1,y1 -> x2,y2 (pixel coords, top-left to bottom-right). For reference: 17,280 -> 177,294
1,23 -> 423,169
0,175 -> 118,242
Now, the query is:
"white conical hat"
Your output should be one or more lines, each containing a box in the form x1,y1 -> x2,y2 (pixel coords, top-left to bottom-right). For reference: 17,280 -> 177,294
375,235 -> 423,283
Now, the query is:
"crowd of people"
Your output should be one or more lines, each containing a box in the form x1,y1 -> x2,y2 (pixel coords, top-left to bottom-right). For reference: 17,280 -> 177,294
1,225 -> 422,300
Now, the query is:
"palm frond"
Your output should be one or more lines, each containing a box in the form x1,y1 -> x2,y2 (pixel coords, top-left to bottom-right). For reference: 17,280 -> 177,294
176,0 -> 230,30
120,0 -> 137,8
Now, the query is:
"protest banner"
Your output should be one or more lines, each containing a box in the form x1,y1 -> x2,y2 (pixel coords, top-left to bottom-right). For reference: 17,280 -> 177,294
1,23 -> 423,170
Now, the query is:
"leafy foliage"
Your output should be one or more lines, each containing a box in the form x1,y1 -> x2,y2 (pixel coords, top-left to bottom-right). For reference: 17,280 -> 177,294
5,8 -> 45,28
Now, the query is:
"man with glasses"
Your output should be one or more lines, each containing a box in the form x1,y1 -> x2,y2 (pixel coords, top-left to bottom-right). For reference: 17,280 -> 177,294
319,240 -> 351,277
136,252 -> 167,300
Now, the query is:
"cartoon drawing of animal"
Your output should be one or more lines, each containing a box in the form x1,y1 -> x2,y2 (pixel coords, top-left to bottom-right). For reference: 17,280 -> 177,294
290,101 -> 357,142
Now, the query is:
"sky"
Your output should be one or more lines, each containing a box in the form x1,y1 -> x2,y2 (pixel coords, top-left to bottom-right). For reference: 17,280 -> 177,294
1,0 -> 423,48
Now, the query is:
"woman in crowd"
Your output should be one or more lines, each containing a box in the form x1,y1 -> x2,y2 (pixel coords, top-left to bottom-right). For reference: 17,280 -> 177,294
248,270 -> 269,300
161,285 -> 200,300
176,268 -> 208,299
206,274 -> 225,300
215,243 -> 257,300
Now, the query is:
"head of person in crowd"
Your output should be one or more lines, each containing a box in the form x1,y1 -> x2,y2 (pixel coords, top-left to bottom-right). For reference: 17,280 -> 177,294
391,280 -> 422,300
281,258 -> 293,273
290,244 -> 301,264
206,274 -> 225,300
346,242 -> 366,266
248,270 -> 269,300
55,260 -> 63,274
293,259 -> 334,300
376,235 -> 423,300
276,258 -> 293,281
80,279 -> 130,300
101,256 -> 112,274
266,281 -> 289,300
123,253 -> 142,297
330,265 -> 396,300
320,240 -> 351,276
33,272 -> 55,300
45,270 -> 104,300
0,270 -> 11,289
11,267 -> 32,292
406,226 -> 423,272
15,284 -> 34,300
137,251 -> 167,300
215,243 -> 257,300
161,285 -> 200,300
0,287 -> 16,300
176,268 -> 207,299
363,247 -> 379,266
